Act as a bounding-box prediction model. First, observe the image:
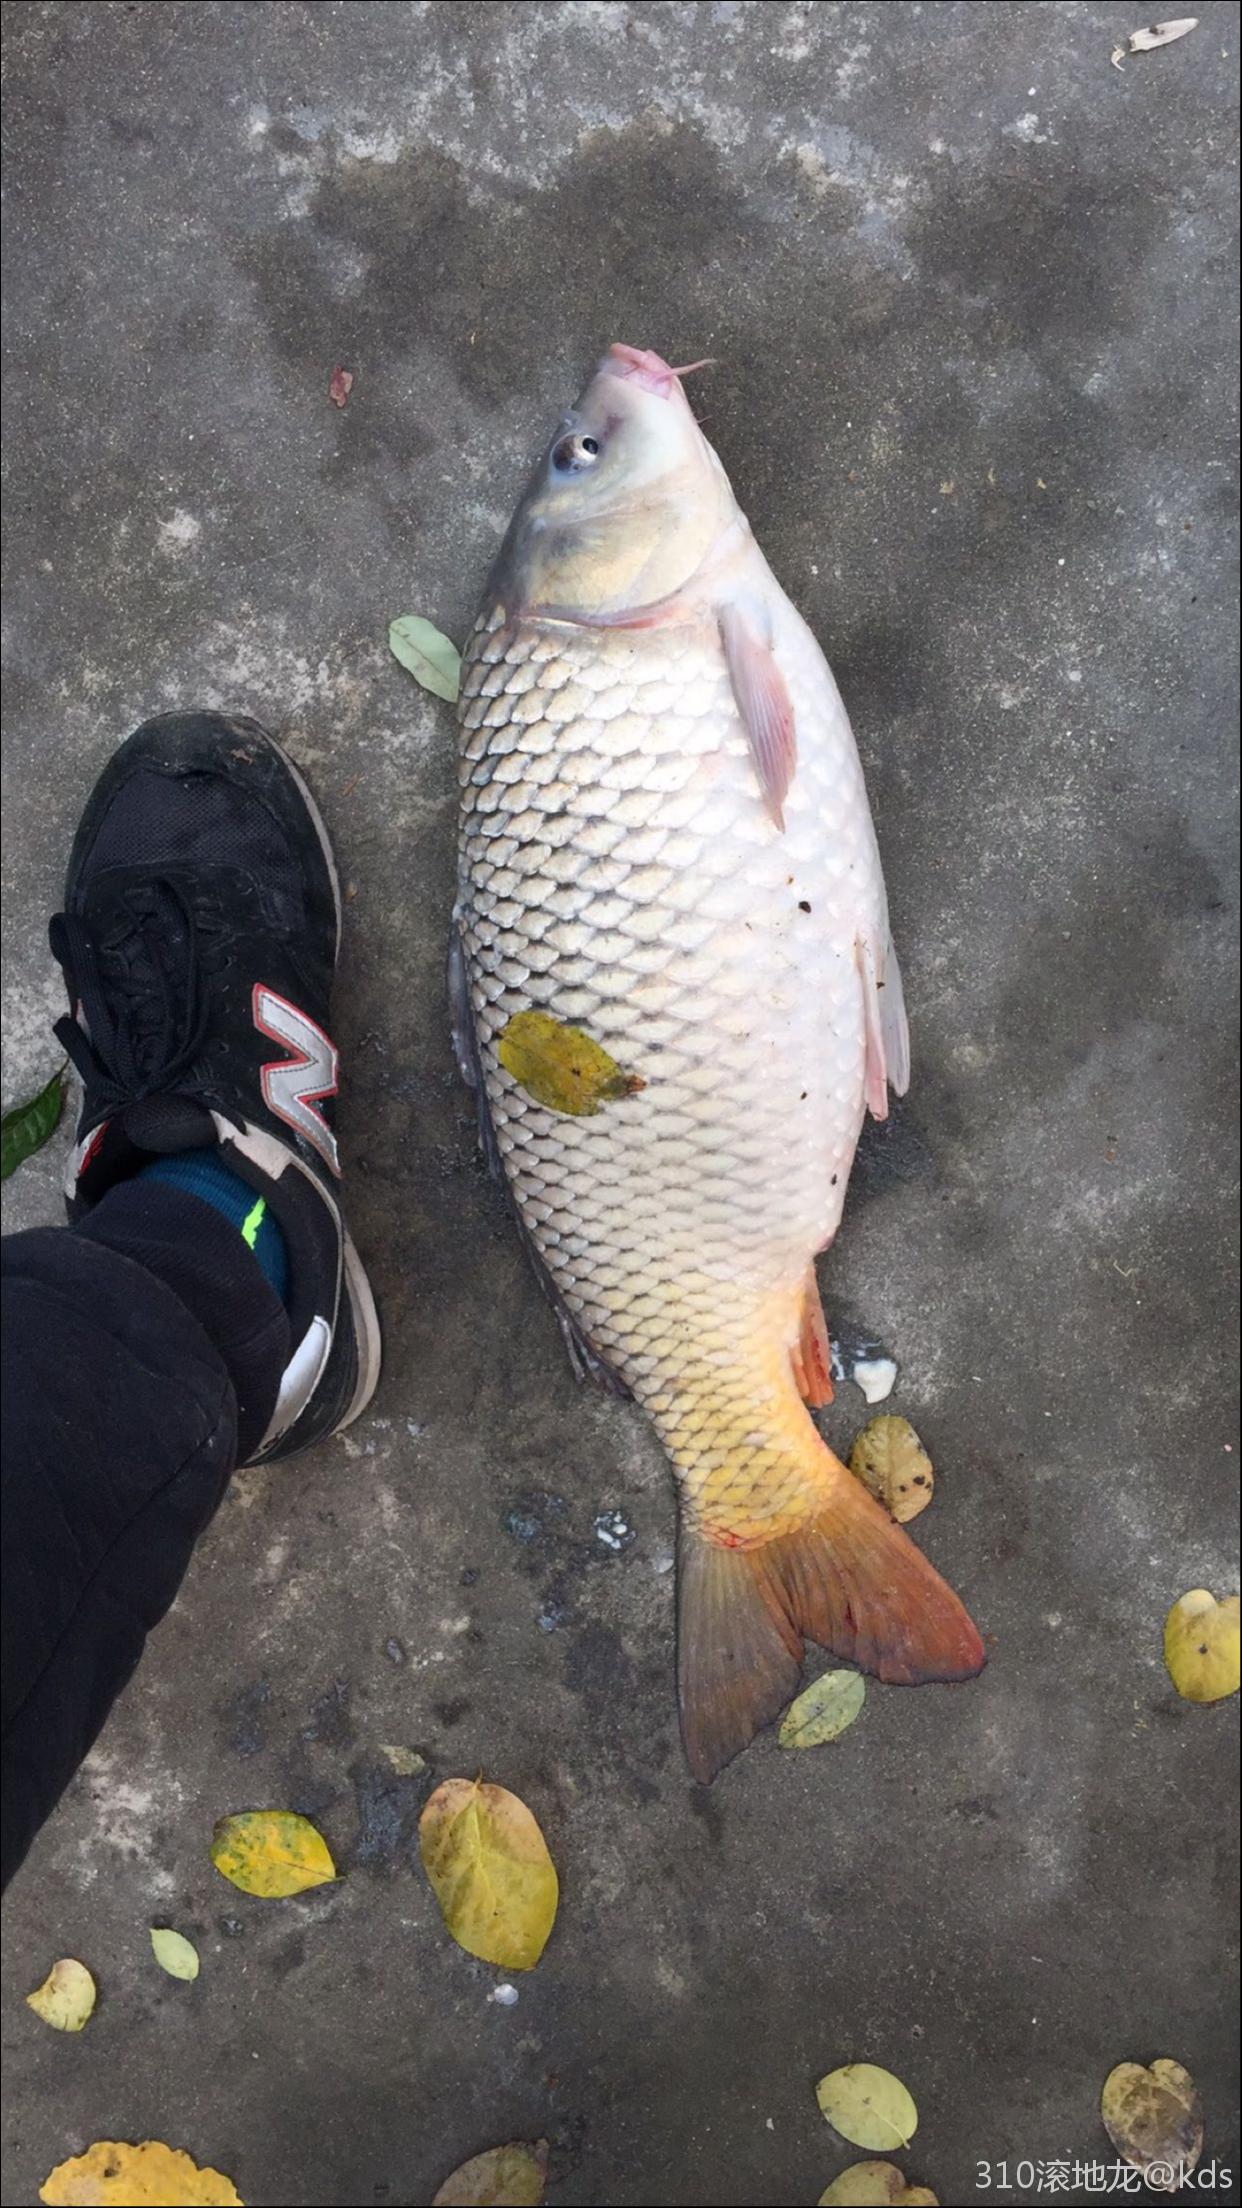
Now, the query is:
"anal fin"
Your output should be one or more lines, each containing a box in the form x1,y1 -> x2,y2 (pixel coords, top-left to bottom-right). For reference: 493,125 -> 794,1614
791,1266 -> 834,1407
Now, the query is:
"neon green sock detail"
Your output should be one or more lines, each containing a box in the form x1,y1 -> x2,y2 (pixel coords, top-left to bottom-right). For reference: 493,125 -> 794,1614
240,1194 -> 267,1249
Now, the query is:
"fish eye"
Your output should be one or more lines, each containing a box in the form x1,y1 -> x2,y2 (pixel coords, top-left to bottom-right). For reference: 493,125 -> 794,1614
552,432 -> 601,474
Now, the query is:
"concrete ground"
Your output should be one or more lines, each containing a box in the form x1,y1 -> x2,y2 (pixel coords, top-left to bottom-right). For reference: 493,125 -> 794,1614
1,4 -> 1238,2204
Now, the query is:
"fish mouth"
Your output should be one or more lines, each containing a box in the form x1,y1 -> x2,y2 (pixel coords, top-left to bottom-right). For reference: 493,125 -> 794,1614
603,343 -> 714,398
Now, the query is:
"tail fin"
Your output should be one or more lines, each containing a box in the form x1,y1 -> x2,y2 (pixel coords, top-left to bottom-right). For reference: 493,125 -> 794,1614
678,1458 -> 984,1783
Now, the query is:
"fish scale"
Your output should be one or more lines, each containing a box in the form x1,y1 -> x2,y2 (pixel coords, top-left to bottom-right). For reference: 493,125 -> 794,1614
454,344 -> 983,1779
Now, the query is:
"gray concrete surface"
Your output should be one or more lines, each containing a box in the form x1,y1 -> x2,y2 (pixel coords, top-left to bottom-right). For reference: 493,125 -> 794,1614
1,4 -> 1238,2204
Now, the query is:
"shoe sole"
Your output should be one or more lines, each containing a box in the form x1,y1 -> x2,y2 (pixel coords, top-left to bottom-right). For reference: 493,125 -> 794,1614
341,1228 -> 383,1428
259,725 -> 382,1432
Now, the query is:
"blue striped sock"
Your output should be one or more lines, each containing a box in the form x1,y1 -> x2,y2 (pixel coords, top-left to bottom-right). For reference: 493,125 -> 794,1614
136,1149 -> 289,1303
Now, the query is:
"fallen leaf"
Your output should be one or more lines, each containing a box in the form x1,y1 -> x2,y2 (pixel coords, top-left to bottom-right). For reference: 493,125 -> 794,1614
1126,17 -> 1198,52
819,2163 -> 939,2206
420,1778 -> 558,1971
849,1416 -> 934,1523
150,1927 -> 200,1981
328,365 -> 353,408
2,1064 -> 66,1181
1113,16 -> 1198,62
779,1669 -> 865,1749
388,613 -> 462,703
26,1958 -> 96,2033
1163,1589 -> 1239,1702
1101,2059 -> 1203,2189
816,2066 -> 918,2153
39,2140 -> 243,2205
498,1010 -> 645,1118
210,1810 -> 337,1898
433,2140 -> 549,2206
379,1745 -> 428,1776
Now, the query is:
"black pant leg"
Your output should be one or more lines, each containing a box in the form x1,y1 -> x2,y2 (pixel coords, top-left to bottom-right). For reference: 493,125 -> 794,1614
1,1184 -> 288,1888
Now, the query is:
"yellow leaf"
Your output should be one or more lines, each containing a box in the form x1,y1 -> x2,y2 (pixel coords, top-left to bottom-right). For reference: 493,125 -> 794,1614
816,2066 -> 918,2152
209,1810 -> 337,1898
26,1958 -> 96,2033
419,1778 -> 558,1971
779,1669 -> 865,1749
498,1010 -> 645,1118
819,2163 -> 939,2206
1101,2059 -> 1203,2189
1163,1589 -> 1240,1703
433,2140 -> 549,2206
150,1928 -> 200,1981
849,1416 -> 934,1524
39,2140 -> 242,2205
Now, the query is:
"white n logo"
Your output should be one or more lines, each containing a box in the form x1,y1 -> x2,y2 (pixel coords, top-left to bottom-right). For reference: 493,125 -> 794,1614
253,984 -> 340,1175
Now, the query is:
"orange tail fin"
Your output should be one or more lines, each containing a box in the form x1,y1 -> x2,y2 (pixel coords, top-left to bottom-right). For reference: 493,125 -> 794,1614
677,1456 -> 984,1783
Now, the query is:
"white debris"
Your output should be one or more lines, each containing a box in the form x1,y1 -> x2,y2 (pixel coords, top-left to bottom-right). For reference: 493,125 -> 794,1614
490,1982 -> 519,2007
852,1355 -> 898,1404
593,1509 -> 632,1551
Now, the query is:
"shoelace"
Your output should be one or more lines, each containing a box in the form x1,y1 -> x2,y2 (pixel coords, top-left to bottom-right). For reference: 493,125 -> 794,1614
50,879 -> 224,1113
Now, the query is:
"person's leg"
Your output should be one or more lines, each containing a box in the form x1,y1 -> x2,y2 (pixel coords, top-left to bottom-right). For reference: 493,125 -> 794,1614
1,709 -> 381,1885
1,1182 -> 288,1887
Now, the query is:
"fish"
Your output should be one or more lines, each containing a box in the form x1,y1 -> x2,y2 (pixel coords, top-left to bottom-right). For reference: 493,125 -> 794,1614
451,342 -> 984,1781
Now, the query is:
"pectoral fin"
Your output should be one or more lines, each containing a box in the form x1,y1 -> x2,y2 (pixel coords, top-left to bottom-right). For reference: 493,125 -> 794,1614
719,601 -> 796,829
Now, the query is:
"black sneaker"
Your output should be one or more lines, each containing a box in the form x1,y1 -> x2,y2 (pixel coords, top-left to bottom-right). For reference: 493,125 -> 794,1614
49,710 -> 381,1463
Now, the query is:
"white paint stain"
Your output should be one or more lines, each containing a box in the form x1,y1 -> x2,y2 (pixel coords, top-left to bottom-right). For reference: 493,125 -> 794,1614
157,509 -> 201,555
1006,112 -> 1052,145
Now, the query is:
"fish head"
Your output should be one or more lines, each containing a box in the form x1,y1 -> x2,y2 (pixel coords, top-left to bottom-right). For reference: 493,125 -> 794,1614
491,344 -> 737,620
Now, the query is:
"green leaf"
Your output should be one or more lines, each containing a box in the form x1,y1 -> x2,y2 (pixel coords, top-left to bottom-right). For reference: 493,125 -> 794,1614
150,1927 -> 200,1981
389,614 -> 461,703
1,1065 -> 65,1181
778,1669 -> 865,1749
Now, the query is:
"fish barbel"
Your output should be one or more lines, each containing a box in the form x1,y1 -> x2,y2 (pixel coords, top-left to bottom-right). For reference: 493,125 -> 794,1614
452,342 -> 984,1780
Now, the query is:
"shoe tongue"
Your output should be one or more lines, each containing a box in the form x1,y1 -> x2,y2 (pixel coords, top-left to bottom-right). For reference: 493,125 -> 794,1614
121,1094 -> 218,1153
